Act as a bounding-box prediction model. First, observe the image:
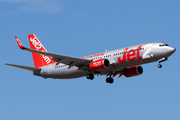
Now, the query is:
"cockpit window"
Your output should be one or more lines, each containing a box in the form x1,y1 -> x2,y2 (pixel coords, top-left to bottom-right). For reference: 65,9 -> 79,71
159,44 -> 169,47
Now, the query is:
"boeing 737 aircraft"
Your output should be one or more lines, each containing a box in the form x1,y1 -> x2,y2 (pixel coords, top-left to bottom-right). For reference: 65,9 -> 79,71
5,34 -> 176,84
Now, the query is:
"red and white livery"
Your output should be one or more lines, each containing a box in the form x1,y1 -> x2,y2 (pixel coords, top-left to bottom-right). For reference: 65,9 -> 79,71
5,34 -> 176,84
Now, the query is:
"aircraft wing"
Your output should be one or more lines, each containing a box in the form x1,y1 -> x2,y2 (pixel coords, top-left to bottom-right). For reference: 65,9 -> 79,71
15,36 -> 91,68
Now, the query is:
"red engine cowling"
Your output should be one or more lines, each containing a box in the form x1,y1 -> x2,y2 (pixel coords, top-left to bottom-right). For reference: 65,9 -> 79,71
123,66 -> 143,77
90,59 -> 110,71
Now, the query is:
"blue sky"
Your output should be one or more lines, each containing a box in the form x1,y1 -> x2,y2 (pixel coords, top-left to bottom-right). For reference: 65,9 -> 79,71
1,0 -> 180,120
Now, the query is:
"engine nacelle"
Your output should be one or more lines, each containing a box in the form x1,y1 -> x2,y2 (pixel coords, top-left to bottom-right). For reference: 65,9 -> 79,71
124,66 -> 143,77
90,59 -> 110,71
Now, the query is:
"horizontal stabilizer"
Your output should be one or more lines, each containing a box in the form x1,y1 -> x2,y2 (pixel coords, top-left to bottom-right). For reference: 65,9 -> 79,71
4,63 -> 41,71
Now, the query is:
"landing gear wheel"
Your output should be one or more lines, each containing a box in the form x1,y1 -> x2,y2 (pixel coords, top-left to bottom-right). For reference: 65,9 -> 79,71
86,74 -> 94,80
106,77 -> 114,84
157,64 -> 162,68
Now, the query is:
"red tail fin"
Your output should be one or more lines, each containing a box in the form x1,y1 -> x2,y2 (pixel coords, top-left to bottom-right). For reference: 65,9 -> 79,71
28,34 -> 55,68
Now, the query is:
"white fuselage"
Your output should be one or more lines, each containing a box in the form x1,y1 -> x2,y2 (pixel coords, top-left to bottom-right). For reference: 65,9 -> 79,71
34,42 -> 175,79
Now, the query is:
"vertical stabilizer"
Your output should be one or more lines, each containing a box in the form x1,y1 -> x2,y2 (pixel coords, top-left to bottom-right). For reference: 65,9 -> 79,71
28,34 -> 55,68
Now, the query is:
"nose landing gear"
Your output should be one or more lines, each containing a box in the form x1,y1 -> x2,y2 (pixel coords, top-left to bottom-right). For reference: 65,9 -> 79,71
157,64 -> 162,68
157,57 -> 168,68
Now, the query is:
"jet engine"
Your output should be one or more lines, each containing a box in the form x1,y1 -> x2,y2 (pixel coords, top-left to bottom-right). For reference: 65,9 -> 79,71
90,59 -> 110,71
123,66 -> 143,77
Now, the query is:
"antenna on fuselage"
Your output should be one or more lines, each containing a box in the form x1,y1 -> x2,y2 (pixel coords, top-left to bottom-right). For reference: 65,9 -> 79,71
105,49 -> 107,52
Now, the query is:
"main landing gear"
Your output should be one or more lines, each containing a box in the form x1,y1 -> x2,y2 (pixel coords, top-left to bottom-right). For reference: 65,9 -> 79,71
86,74 -> 94,80
106,75 -> 114,84
157,57 -> 168,68
86,73 -> 114,84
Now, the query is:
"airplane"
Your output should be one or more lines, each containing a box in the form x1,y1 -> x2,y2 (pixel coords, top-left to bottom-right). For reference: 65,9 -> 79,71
5,34 -> 176,84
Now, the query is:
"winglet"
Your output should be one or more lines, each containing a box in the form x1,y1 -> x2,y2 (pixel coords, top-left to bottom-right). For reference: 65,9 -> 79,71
15,36 -> 26,49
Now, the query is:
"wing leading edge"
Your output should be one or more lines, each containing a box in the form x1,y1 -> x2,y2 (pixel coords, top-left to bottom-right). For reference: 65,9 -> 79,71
15,36 -> 91,68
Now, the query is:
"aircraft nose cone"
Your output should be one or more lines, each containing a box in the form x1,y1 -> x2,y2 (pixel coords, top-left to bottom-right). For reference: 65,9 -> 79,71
169,47 -> 176,54
171,47 -> 176,53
